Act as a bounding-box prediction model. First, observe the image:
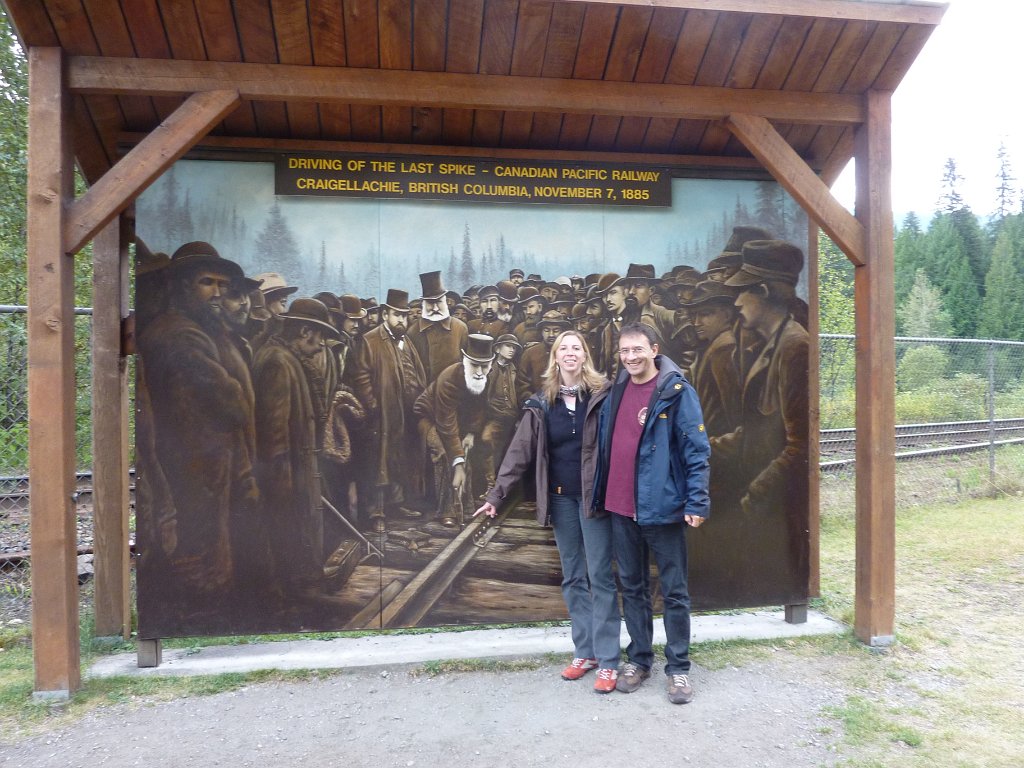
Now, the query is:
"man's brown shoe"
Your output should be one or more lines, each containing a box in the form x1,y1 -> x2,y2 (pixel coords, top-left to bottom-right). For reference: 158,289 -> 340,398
667,673 -> 693,704
593,668 -> 618,694
560,657 -> 598,680
615,662 -> 650,693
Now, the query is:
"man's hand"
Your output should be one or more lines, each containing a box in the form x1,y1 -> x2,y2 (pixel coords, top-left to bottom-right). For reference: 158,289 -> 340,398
474,501 -> 497,518
684,514 -> 705,528
452,464 -> 467,494
461,433 -> 475,453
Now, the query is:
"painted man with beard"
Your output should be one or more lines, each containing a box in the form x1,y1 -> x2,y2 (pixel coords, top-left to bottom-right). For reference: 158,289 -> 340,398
598,272 -> 631,377
469,281 -> 517,337
512,286 -> 546,344
138,242 -> 260,616
350,289 -> 427,534
625,263 -> 694,372
407,270 -> 470,383
414,334 -> 495,528
253,298 -> 340,597
517,310 -> 570,402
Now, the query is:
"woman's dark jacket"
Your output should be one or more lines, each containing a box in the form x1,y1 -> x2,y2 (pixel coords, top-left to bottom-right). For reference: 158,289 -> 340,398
484,381 -> 612,525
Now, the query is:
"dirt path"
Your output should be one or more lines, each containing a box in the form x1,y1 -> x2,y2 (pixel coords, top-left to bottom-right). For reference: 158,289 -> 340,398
0,655 -> 847,768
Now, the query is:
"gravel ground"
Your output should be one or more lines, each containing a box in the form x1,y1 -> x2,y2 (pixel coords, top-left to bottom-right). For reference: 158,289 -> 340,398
0,655 -> 847,768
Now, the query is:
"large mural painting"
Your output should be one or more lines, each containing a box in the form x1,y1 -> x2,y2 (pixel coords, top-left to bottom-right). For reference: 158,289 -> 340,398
134,155 -> 812,639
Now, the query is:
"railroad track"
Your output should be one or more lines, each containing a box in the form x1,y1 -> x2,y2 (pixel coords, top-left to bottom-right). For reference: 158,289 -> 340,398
820,417 -> 1024,470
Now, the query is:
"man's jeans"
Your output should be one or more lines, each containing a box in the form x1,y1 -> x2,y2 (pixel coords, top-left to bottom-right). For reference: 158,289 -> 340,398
549,494 -> 621,670
611,514 -> 692,675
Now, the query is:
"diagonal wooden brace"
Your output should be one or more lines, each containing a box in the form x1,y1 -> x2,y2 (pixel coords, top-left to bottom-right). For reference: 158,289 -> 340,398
64,89 -> 241,255
724,112 -> 866,266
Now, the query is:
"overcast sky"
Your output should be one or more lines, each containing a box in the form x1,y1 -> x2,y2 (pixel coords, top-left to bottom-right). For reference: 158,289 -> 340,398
833,0 -> 1024,223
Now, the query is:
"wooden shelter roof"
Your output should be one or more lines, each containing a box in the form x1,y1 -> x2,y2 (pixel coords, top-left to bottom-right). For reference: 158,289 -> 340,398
5,0 -> 945,184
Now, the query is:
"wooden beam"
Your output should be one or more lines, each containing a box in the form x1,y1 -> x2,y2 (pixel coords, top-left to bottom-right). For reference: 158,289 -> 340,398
724,112 -> 865,266
853,90 -> 896,646
91,215 -> 132,640
26,46 -> 79,698
64,89 -> 240,255
67,55 -> 865,126
556,0 -> 948,25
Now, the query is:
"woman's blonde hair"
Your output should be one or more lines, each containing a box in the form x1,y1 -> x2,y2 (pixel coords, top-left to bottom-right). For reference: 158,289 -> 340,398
540,330 -> 607,405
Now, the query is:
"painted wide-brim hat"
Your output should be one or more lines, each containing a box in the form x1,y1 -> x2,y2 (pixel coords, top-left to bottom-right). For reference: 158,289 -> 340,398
724,240 -> 804,287
281,297 -> 341,338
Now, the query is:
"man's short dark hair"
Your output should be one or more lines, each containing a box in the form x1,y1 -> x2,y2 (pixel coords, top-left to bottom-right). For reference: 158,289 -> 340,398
618,322 -> 661,348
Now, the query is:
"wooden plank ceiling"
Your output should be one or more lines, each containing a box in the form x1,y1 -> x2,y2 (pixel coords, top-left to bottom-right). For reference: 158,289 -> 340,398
4,0 -> 945,184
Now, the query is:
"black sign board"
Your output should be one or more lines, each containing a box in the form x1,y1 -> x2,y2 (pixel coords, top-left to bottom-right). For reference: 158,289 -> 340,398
275,152 -> 672,207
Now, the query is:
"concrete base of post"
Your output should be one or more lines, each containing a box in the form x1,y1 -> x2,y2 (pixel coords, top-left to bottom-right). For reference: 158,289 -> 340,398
137,638 -> 162,668
784,602 -> 808,624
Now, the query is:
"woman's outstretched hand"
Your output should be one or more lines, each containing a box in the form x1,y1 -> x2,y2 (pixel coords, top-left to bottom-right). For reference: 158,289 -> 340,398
474,501 -> 497,518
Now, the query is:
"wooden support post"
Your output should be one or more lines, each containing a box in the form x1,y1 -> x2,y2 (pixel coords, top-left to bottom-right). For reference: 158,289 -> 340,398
91,215 -> 132,640
27,46 -> 80,697
137,639 -> 162,668
853,90 -> 897,646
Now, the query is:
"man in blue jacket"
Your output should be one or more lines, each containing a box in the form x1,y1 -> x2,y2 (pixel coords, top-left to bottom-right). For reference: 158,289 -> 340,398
593,322 -> 711,704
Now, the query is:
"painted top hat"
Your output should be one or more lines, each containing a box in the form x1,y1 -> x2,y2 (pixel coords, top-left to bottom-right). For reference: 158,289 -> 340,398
725,240 -> 804,287
281,297 -> 341,338
679,280 -> 738,308
537,309 -> 571,330
168,241 -> 244,282
494,333 -> 523,350
254,271 -> 299,300
463,333 -> 496,362
383,288 -> 411,311
418,270 -> 448,300
339,293 -> 367,319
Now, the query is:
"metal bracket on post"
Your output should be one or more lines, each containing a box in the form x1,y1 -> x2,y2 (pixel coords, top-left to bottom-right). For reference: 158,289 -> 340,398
137,639 -> 162,668
784,602 -> 808,624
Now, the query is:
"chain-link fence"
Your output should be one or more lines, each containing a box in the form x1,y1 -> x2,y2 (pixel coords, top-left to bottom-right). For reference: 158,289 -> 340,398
0,306 -> 94,626
820,334 -> 1024,515
4,319 -> 1024,626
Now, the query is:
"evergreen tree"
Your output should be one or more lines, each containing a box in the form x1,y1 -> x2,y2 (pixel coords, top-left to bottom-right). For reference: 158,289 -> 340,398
336,258 -> 347,292
978,227 -> 1024,340
447,247 -> 458,284
317,241 -> 328,289
458,222 -> 475,288
252,201 -> 303,283
994,141 -> 1017,221
894,212 -> 927,303
924,215 -> 981,337
937,157 -> 965,213
362,243 -> 381,298
755,181 -> 784,235
897,269 -> 953,338
818,234 -> 855,334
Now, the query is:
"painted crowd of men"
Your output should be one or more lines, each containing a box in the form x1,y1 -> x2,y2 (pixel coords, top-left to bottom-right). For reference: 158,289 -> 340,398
136,223 -> 810,618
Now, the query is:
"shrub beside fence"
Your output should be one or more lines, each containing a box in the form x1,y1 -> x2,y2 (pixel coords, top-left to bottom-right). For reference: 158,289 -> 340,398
4,313 -> 1024,625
